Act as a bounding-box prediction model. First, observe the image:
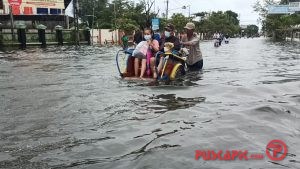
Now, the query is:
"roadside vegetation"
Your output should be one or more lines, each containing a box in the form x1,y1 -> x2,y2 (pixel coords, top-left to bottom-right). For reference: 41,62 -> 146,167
254,0 -> 300,40
78,0 -> 258,37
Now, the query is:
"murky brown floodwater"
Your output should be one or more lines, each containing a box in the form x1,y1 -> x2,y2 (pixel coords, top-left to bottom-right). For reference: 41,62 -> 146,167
0,38 -> 299,169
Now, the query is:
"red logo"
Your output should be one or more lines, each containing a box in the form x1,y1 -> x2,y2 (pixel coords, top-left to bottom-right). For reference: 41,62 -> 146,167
266,140 -> 287,161
8,0 -> 22,6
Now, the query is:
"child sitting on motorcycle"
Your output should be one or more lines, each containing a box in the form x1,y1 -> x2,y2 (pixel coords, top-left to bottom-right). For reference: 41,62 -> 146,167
151,42 -> 174,79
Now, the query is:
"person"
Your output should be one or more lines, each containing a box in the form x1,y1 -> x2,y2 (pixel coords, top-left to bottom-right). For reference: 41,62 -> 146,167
132,28 -> 159,79
213,32 -> 220,47
216,32 -> 220,39
160,24 -> 181,51
121,32 -> 129,50
219,33 -> 224,46
181,22 -> 203,71
213,33 -> 217,39
153,30 -> 161,44
151,42 -> 174,79
133,28 -> 143,46
224,34 -> 229,44
149,24 -> 181,79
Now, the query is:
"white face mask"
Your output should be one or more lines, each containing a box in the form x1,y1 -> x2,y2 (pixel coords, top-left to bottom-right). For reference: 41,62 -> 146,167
144,35 -> 152,41
165,31 -> 171,38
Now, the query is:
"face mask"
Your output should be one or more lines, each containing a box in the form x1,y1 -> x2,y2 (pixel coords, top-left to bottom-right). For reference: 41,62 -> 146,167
144,35 -> 152,41
165,31 -> 171,38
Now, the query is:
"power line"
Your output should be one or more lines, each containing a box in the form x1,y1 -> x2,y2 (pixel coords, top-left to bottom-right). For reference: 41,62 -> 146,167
168,0 -> 191,17
171,0 -> 185,7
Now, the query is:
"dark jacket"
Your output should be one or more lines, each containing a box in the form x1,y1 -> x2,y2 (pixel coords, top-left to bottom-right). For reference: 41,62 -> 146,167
134,31 -> 143,45
160,35 -> 181,51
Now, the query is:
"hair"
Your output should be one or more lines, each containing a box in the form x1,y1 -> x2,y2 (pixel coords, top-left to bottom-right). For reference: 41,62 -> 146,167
144,27 -> 153,34
164,42 -> 174,50
143,27 -> 154,40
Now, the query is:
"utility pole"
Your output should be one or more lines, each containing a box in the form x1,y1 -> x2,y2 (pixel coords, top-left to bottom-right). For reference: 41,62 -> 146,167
166,0 -> 169,20
114,2 -> 117,45
154,0 -> 156,13
91,0 -> 95,45
188,5 -> 191,18
9,5 -> 15,41
73,0 -> 79,45
76,0 -> 80,45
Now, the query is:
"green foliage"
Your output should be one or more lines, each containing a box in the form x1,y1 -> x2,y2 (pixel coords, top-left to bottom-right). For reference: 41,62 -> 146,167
79,0 -> 158,31
159,18 -> 168,31
169,13 -> 190,33
79,0 -> 109,28
196,11 -> 240,36
280,0 -> 289,5
225,10 -> 240,25
78,0 -> 242,37
245,25 -> 259,37
116,18 -> 138,32
254,0 -> 300,39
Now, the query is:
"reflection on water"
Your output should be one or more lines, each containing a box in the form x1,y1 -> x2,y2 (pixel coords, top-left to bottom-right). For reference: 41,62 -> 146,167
130,94 -> 205,114
0,38 -> 300,169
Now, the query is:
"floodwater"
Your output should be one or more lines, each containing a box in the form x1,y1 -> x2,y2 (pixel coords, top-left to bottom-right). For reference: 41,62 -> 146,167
0,38 -> 299,169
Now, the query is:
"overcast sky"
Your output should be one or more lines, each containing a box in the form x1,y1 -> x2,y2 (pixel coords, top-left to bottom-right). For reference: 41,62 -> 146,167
135,0 -> 261,26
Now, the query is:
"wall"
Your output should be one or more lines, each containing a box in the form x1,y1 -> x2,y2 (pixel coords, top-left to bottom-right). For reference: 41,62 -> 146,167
0,20 -> 66,29
91,29 -> 121,45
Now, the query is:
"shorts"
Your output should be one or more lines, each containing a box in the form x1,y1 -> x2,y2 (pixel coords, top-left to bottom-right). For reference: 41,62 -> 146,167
133,51 -> 146,59
187,60 -> 203,71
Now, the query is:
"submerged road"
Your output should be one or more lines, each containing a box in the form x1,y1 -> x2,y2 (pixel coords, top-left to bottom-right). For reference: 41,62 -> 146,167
0,38 -> 299,168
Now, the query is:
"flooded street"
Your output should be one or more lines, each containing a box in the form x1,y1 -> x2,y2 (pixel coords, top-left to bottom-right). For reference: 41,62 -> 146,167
0,38 -> 300,168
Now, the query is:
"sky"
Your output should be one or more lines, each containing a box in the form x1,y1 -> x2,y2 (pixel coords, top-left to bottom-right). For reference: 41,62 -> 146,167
135,0 -> 261,26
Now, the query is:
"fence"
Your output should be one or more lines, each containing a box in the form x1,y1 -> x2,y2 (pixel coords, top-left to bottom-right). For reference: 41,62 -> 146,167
0,24 -> 91,49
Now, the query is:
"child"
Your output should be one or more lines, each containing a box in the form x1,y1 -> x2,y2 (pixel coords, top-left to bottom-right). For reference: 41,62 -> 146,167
132,28 -> 159,79
121,32 -> 129,50
151,42 -> 174,79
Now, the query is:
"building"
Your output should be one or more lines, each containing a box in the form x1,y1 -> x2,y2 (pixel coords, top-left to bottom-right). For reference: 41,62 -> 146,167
0,0 -> 73,15
0,0 -> 72,29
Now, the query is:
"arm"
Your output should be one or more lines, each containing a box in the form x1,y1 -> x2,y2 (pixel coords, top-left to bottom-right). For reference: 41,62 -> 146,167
159,38 -> 165,51
173,38 -> 181,51
182,37 -> 199,46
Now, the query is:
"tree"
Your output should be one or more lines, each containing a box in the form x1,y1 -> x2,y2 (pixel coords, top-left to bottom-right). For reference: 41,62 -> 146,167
79,0 -> 108,28
245,25 -> 259,37
253,0 -> 300,39
280,0 -> 289,5
195,11 -> 240,37
253,0 -> 276,20
116,18 -> 138,32
225,10 -> 239,25
159,18 -> 168,31
169,13 -> 190,33
78,0 -> 157,30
